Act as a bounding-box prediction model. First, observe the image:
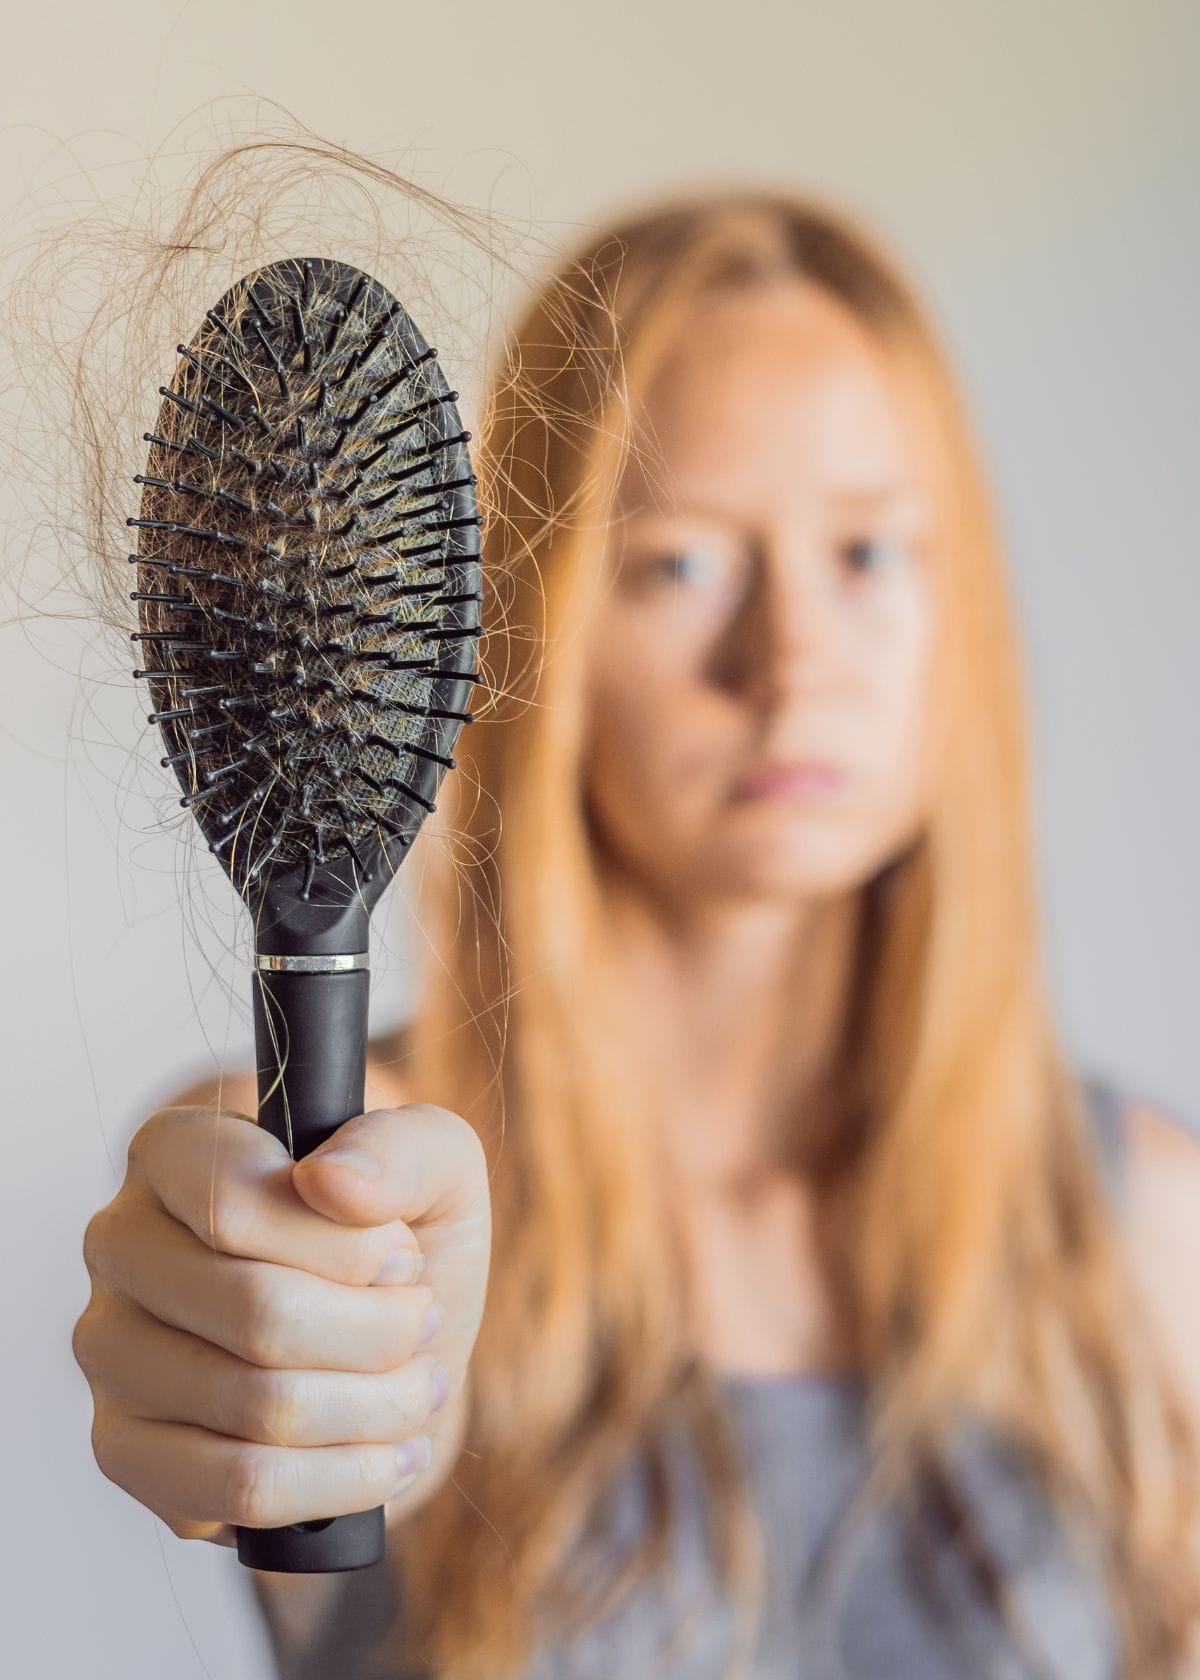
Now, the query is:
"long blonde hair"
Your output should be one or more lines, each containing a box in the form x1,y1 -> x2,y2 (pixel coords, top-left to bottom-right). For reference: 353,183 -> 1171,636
380,188 -> 1200,1678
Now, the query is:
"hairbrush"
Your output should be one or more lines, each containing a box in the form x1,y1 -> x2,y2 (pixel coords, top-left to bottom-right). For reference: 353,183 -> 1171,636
129,255 -> 483,1572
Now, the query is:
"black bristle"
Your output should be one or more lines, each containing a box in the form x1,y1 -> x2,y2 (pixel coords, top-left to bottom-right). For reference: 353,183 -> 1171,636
132,257 -> 482,899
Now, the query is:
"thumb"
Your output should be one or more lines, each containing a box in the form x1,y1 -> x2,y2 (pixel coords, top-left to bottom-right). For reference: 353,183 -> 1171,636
290,1103 -> 482,1233
290,1114 -> 396,1228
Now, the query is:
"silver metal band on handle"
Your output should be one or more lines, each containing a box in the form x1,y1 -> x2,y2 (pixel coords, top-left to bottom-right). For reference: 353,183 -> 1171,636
255,952 -> 369,973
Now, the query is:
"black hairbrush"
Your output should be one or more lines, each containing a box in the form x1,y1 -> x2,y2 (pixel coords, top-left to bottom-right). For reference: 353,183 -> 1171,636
129,256 -> 483,1572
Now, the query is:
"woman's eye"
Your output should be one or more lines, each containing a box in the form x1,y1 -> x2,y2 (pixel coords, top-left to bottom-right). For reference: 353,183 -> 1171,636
841,534 -> 904,573
647,546 -> 736,589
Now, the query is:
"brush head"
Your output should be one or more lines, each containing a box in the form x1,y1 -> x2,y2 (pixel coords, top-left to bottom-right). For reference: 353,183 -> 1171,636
130,257 -> 482,952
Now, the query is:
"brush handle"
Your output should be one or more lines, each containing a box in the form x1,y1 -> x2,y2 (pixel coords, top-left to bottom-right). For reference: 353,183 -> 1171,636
236,962 -> 386,1572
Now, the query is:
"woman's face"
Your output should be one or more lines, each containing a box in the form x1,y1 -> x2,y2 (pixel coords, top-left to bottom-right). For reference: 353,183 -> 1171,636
582,281 -> 939,907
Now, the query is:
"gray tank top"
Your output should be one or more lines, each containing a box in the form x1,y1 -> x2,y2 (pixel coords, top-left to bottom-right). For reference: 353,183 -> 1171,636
254,1076 -> 1132,1680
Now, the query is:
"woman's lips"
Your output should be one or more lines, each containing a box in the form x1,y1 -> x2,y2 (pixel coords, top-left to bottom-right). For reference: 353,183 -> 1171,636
732,760 -> 845,800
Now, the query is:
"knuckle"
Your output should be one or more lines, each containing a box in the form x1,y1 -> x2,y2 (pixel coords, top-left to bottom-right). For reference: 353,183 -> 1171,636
223,1444 -> 280,1529
89,1407 -> 125,1482
126,1110 -> 173,1178
231,1269 -> 294,1367
204,1187 -> 250,1257
81,1203 -> 116,1279
237,1366 -> 305,1446
320,1374 -> 377,1442
71,1303 -> 102,1379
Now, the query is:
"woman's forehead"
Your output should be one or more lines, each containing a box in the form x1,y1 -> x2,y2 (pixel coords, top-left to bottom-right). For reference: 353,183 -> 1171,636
619,286 -> 927,518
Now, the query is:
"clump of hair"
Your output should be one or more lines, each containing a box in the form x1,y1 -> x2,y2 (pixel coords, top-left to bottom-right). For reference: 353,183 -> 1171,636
0,99 -> 610,962
2,102 -> 519,634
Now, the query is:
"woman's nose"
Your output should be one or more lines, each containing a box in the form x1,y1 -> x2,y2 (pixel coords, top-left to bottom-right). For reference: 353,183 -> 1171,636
730,556 -> 843,705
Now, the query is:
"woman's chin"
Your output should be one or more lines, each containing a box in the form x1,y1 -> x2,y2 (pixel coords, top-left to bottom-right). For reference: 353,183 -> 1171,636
689,803 -> 876,898
621,804 -> 895,905
699,841 -> 874,903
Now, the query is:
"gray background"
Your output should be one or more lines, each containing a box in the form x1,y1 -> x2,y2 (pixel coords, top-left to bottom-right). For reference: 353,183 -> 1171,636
1,2 -> 1196,1675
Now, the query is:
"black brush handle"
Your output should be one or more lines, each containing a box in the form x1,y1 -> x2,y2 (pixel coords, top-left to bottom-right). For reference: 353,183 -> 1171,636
236,961 -> 386,1572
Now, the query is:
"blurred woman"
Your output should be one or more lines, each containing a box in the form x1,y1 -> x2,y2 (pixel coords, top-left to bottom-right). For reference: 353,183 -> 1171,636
76,188 -> 1200,1680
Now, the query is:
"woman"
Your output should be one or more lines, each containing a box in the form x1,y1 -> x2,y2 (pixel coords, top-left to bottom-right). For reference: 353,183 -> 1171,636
74,188 -> 1200,1680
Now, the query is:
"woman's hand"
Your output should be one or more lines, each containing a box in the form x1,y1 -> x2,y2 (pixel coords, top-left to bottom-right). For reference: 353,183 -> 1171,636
72,1101 -> 491,1546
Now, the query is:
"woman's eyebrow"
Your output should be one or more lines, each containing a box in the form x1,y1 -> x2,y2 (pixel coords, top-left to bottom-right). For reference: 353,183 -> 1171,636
828,482 -> 915,506
630,481 -> 921,513
623,500 -> 745,525
620,487 -> 927,528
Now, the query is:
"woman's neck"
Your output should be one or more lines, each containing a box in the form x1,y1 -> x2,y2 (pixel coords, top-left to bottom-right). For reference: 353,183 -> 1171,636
605,878 -> 864,1193
603,877 -> 865,1377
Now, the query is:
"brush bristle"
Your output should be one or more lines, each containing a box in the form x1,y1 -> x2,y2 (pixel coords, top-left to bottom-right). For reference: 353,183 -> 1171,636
129,257 -> 483,900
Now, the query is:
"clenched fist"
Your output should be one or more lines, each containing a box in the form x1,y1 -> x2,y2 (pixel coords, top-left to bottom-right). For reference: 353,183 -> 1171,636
72,1100 -> 491,1546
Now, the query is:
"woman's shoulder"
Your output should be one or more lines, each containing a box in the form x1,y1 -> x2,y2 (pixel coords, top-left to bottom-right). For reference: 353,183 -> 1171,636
1078,1069 -> 1199,1206
1109,1076 -> 1200,1264
1092,1073 -> 1200,1193
1086,1070 -> 1200,1415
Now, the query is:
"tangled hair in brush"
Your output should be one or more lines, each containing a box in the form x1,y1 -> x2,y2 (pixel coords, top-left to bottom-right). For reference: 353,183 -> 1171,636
131,255 -> 483,898
1,107 -> 498,624
0,99 -> 613,899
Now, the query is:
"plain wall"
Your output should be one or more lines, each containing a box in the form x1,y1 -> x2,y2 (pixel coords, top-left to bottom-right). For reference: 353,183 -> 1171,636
2,2 -> 1196,1674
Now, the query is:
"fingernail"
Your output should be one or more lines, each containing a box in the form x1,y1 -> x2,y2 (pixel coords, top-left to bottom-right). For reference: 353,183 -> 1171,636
429,1359 -> 450,1411
305,1146 -> 380,1181
417,1300 -> 445,1347
395,1434 -> 433,1479
372,1247 -> 425,1286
